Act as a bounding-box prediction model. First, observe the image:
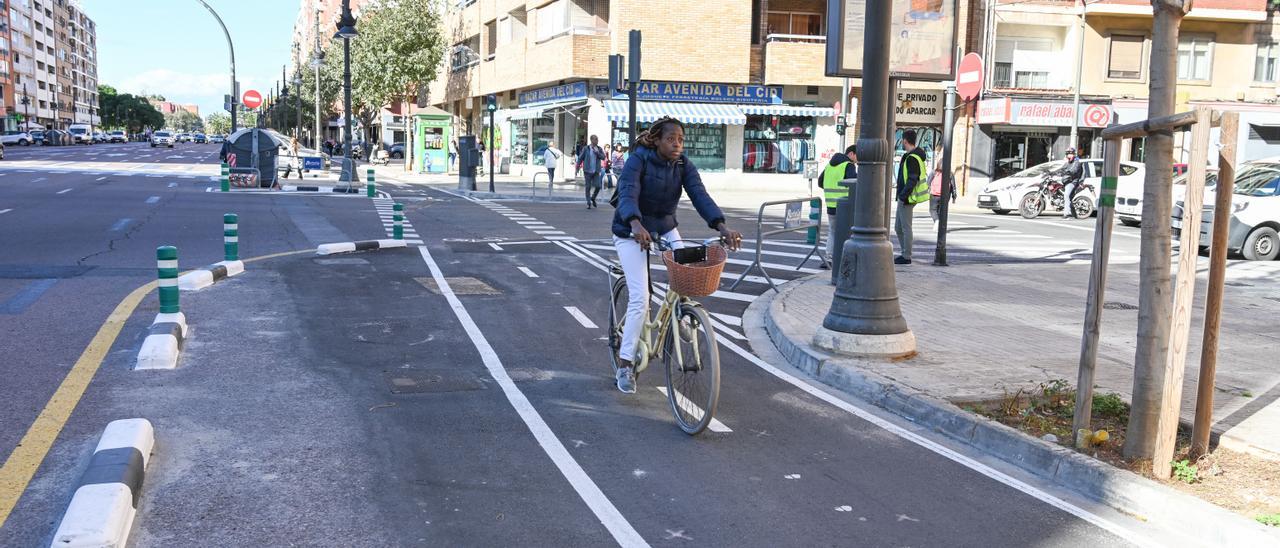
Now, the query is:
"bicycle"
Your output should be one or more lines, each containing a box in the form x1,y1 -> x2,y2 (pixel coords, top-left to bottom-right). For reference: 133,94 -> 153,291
606,235 -> 725,435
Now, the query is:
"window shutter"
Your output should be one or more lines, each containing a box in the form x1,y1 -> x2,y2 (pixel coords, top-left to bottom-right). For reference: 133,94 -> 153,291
1108,35 -> 1144,79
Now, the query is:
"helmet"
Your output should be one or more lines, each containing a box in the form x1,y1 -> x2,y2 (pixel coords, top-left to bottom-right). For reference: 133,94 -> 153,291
1066,148 -> 1077,155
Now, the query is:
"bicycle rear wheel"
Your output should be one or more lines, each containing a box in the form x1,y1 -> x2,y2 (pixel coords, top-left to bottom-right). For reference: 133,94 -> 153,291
608,275 -> 628,376
663,303 -> 720,435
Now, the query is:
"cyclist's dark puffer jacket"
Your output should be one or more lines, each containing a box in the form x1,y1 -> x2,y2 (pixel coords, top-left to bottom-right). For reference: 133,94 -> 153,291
611,145 -> 725,239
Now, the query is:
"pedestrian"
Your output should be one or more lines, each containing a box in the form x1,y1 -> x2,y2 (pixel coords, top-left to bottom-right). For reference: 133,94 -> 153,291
573,137 -> 587,179
1056,147 -> 1085,219
448,139 -> 458,171
218,137 -> 231,163
927,165 -> 953,232
543,142 -> 562,183
284,137 -> 302,179
894,130 -> 929,265
579,135 -> 606,208
607,143 -> 626,189
819,145 -> 857,265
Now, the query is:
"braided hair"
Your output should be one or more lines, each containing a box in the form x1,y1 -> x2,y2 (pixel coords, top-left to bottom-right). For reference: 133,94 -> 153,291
633,116 -> 684,151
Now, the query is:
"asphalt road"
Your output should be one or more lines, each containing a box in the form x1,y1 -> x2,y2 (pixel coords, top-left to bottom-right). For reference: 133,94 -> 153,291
0,144 -> 1233,546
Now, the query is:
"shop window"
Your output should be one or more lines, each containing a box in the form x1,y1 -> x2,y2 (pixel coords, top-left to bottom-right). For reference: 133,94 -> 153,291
1107,34 -> 1145,80
611,122 -> 726,172
1256,41 -> 1278,83
531,117 -> 554,166
510,119 -> 529,165
765,11 -> 822,37
744,115 -> 816,174
1176,34 -> 1213,81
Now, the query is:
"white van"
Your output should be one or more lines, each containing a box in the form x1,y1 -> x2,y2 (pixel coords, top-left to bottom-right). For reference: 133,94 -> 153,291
67,124 -> 93,145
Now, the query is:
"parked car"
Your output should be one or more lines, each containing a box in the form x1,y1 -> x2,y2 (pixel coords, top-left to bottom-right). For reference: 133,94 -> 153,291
209,134 -> 225,144
42,129 -> 72,146
0,142 -> 6,160
978,159 -> 1144,216
193,133 -> 207,144
67,124 -> 93,145
151,131 -> 176,148
388,142 -> 405,159
1174,158 -> 1280,261
0,131 -> 33,146
1116,169 -> 1219,227
108,130 -> 127,143
30,130 -> 45,144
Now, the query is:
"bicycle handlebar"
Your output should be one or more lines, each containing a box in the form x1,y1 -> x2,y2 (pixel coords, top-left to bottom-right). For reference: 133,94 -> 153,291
649,233 -> 724,252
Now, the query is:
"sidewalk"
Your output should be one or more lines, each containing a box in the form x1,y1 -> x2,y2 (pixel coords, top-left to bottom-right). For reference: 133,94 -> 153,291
762,264 -> 1279,460
754,262 -> 1280,544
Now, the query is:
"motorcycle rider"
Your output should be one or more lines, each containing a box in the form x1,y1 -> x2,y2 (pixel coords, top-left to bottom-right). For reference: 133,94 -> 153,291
1057,148 -> 1084,219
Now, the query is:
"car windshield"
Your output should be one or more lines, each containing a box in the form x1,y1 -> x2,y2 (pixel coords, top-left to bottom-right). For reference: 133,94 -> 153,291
155,132 -> 171,137
69,128 -> 86,134
1012,161 -> 1065,178
1233,164 -> 1280,197
1173,171 -> 1218,189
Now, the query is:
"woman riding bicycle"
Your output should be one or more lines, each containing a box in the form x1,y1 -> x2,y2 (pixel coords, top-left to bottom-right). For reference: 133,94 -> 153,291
611,116 -> 742,394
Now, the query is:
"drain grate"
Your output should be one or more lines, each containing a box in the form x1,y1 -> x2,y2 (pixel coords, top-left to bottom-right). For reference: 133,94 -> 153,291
415,276 -> 502,295
1103,301 -> 1139,310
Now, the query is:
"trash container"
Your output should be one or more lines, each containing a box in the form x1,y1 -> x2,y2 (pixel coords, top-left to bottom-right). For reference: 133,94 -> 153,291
457,135 -> 478,191
226,128 -> 284,187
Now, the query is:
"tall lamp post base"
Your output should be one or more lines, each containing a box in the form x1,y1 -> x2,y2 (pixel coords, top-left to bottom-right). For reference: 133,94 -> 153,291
339,158 -> 356,184
813,326 -> 916,358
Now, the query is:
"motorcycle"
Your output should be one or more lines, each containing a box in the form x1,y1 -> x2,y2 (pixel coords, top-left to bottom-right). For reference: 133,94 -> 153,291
1019,172 -> 1095,219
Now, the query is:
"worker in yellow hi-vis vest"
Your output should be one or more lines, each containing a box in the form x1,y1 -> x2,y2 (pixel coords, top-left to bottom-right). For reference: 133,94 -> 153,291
818,145 -> 858,263
894,129 -> 930,264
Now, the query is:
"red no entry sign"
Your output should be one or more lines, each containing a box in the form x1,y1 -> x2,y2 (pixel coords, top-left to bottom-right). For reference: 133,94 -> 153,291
956,53 -> 984,101
242,90 -> 263,109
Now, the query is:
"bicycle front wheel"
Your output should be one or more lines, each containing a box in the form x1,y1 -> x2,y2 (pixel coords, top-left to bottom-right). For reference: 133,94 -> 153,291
663,303 -> 721,435
608,275 -> 628,376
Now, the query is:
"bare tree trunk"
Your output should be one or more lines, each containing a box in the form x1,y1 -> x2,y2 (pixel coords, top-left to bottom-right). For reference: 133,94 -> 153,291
1124,0 -> 1192,459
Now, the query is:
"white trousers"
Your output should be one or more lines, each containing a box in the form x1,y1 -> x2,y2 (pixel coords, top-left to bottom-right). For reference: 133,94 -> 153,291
613,227 -> 682,362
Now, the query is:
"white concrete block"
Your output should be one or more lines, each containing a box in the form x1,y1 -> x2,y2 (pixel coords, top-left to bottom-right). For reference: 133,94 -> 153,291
135,334 -> 179,370
217,260 -> 245,277
316,242 -> 357,255
50,483 -> 137,548
177,270 -> 213,291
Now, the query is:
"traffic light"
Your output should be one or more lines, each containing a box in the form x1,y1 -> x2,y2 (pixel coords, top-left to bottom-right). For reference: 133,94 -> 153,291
485,94 -> 497,112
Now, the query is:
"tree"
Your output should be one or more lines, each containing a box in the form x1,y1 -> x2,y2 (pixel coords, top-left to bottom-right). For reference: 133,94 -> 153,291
205,112 -> 231,135
1124,0 -> 1193,460
165,109 -> 202,132
98,84 -> 164,134
342,0 -> 446,145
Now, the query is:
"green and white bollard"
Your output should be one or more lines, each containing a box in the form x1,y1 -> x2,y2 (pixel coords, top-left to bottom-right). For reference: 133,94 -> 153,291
393,203 -> 404,240
157,246 -> 179,314
220,162 -> 230,192
366,168 -> 375,197
806,198 -> 821,245
224,213 -> 239,261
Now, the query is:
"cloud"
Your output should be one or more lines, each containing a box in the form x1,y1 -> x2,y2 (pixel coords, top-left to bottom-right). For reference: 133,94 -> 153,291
114,69 -> 267,118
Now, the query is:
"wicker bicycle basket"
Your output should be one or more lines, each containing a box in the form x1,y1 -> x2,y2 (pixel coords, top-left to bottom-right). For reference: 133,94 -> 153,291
661,245 -> 727,297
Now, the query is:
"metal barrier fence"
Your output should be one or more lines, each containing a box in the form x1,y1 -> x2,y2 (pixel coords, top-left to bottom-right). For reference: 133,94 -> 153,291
729,197 -> 826,293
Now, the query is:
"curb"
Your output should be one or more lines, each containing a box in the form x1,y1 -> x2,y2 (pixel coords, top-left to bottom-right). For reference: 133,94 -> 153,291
177,260 -> 244,291
50,418 -> 155,548
316,239 -> 407,256
281,185 -> 361,193
454,189 -> 586,202
756,277 -> 1280,546
135,312 -> 186,370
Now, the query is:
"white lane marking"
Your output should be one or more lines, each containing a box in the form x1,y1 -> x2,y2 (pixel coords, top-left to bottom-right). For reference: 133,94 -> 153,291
0,208 -> 12,215
146,196 -> 160,204
56,188 -> 73,195
489,243 -> 504,251
656,387 -> 732,433
555,238 -> 1150,546
710,312 -> 742,327
33,177 -> 47,182
110,218 -> 132,231
168,182 -> 178,188
96,176 -> 107,181
950,212 -> 1140,239
518,266 -> 539,278
416,246 -> 647,547
564,306 -> 598,329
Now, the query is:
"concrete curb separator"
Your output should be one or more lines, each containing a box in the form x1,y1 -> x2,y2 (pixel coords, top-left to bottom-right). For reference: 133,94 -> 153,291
50,418 -> 155,548
281,185 -> 361,193
177,260 -> 244,291
316,239 -> 408,256
753,278 -> 1280,547
135,312 -> 187,370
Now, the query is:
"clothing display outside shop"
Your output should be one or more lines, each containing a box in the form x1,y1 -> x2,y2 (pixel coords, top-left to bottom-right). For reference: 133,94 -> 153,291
612,123 -> 727,172
743,115 -> 817,174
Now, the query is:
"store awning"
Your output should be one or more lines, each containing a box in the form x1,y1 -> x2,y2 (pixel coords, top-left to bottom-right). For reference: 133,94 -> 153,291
738,104 -> 836,117
605,100 -> 746,125
508,99 -> 587,121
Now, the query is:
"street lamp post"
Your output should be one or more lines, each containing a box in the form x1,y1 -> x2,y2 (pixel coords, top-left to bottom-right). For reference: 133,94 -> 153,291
335,0 -> 358,184
294,72 -> 303,142
815,0 -> 915,356
194,0 -> 238,133
280,66 -> 290,135
312,8 -> 324,150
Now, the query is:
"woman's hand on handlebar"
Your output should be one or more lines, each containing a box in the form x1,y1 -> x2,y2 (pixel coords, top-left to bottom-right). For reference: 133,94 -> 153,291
630,220 -> 652,251
717,224 -> 743,252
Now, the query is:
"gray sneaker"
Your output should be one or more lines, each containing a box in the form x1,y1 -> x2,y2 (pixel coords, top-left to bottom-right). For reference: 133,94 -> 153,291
615,367 -> 636,394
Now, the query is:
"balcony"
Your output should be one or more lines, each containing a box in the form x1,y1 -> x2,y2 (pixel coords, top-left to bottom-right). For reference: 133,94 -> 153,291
762,34 -> 841,87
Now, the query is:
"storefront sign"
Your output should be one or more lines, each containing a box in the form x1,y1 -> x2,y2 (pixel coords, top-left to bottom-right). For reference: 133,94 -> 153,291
895,89 -> 944,125
519,82 -> 588,106
977,97 -> 1011,124
632,82 -> 782,105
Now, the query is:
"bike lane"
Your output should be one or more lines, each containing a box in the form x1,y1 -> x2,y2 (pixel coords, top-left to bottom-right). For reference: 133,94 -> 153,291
404,197 -> 1142,547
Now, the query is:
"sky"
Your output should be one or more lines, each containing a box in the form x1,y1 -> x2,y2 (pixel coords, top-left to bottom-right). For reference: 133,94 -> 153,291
82,0 -> 299,120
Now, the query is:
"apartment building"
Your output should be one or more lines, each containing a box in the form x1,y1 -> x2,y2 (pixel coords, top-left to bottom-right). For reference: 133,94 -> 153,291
0,3 -> 14,132
970,0 -> 1280,183
426,0 -> 852,182
4,0 -> 98,131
